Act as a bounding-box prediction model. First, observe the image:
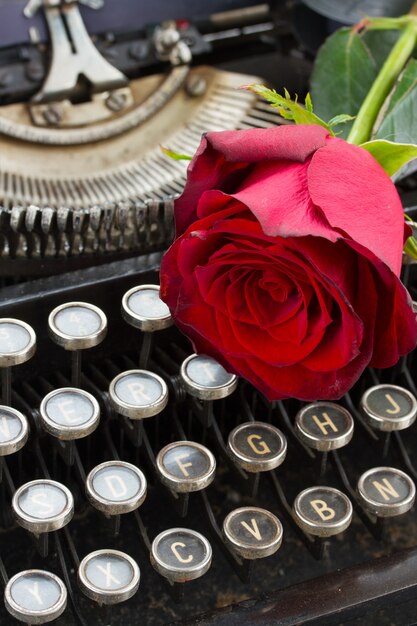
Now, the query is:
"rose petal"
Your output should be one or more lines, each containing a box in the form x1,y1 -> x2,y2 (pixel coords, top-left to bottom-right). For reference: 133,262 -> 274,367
308,138 -> 405,275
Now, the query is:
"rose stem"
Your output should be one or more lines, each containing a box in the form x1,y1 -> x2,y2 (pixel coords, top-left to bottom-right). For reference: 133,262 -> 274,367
347,17 -> 417,145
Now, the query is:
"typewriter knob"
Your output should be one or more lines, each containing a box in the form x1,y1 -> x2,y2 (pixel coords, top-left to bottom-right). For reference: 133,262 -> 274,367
360,385 -> 417,432
180,354 -> 238,401
4,569 -> 67,624
295,402 -> 354,451
0,406 -> 29,456
0,318 -> 36,367
156,441 -> 216,493
86,461 -> 147,516
12,479 -> 74,534
39,388 -> 100,440
357,467 -> 416,517
48,302 -> 107,350
78,549 -> 140,605
292,486 -> 353,537
223,507 -> 283,560
227,422 -> 287,473
122,284 -> 173,332
109,369 -> 168,419
151,528 -> 212,583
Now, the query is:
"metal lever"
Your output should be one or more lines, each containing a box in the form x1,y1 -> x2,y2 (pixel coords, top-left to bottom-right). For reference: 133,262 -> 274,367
25,0 -> 127,102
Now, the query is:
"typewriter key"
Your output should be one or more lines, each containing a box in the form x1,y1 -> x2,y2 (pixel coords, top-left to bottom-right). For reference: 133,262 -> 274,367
40,388 -> 100,440
0,318 -> 36,367
4,570 -> 67,624
12,479 -> 74,533
227,422 -> 287,472
156,441 -> 216,492
86,461 -> 147,515
151,528 -> 212,583
122,284 -> 173,332
109,369 -> 168,419
78,549 -> 140,605
360,385 -> 417,431
293,486 -> 353,537
0,406 -> 29,456
295,402 -> 354,451
180,354 -> 238,401
223,507 -> 283,559
357,467 -> 416,517
48,302 -> 107,350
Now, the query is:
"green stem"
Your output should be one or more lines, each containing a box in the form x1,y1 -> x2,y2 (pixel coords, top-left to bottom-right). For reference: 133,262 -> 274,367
347,19 -> 417,145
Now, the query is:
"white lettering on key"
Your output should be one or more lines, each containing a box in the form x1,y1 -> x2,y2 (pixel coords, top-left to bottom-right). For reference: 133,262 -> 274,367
171,542 -> 193,564
127,382 -> 150,403
56,399 -> 79,424
95,562 -> 121,588
26,582 -> 44,606
104,475 -> 128,499
196,362 -> 216,383
240,518 -> 262,541
30,492 -> 54,516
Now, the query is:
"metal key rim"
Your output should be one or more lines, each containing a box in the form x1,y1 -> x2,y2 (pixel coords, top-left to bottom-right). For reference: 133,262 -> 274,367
223,506 -> 283,560
151,528 -> 212,582
121,284 -> 173,331
156,441 -> 216,492
357,466 -> 416,517
39,387 -> 100,440
295,402 -> 354,451
5,569 -> 67,624
227,421 -> 287,472
12,479 -> 74,533
48,301 -> 108,350
360,385 -> 417,431
109,369 -> 169,419
292,486 -> 353,537
180,353 -> 238,400
78,549 -> 140,605
86,460 -> 147,515
0,318 -> 37,367
0,406 -> 29,456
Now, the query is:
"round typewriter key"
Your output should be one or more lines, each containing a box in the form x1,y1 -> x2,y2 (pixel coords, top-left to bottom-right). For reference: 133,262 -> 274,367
227,422 -> 287,472
180,354 -> 238,400
360,385 -> 417,432
4,570 -> 67,624
40,388 -> 100,440
0,406 -> 29,456
0,318 -> 36,367
156,441 -> 216,493
12,479 -> 74,534
293,486 -> 353,537
151,528 -> 212,583
122,284 -> 173,331
357,467 -> 416,517
78,549 -> 140,605
223,507 -> 283,559
86,461 -> 147,515
48,302 -> 107,350
109,369 -> 168,419
295,402 -> 354,451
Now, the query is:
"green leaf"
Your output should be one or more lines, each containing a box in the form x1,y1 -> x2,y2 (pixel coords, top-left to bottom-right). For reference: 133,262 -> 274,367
328,114 -> 356,127
360,139 -> 417,176
375,59 -> 417,143
311,28 -> 403,139
244,85 -> 333,133
404,235 -> 417,260
161,146 -> 192,161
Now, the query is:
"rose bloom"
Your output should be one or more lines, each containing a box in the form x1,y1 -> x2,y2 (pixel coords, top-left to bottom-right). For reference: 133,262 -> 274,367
160,124 -> 417,401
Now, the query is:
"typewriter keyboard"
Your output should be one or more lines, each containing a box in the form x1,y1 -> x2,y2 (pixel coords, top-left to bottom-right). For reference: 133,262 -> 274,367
0,255 -> 417,625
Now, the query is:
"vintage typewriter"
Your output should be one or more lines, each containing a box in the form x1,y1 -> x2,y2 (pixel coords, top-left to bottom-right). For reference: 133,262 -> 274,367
1,1 -> 417,625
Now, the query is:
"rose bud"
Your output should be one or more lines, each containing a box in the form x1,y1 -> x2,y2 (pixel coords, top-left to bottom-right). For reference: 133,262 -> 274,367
160,124 -> 417,401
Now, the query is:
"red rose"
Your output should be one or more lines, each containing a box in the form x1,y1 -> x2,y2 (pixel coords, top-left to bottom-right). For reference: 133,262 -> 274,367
160,124 -> 417,401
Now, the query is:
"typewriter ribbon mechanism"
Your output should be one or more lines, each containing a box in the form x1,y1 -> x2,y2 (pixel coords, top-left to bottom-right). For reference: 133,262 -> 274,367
0,0 -> 279,274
